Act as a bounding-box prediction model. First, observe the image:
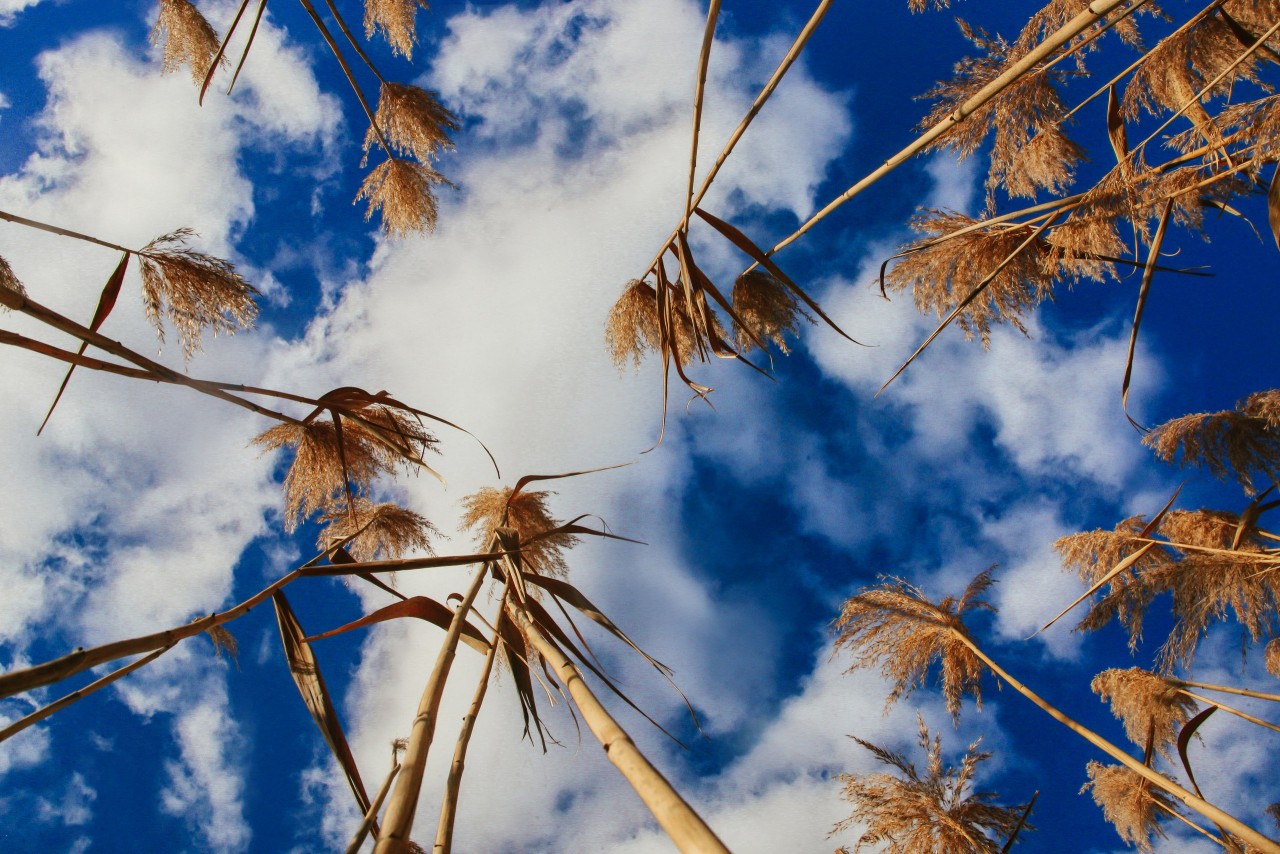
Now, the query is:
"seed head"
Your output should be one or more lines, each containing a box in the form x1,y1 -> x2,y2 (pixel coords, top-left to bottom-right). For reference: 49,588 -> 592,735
151,0 -> 223,86
356,158 -> 449,237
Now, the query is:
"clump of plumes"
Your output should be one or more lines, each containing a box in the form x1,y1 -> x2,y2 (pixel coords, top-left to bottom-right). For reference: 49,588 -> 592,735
731,269 -> 812,354
1144,390 -> 1280,494
0,255 -> 26,306
318,498 -> 438,562
1081,762 -> 1175,853
461,487 -> 579,578
1268,638 -> 1280,679
137,229 -> 259,359
1059,509 -> 1280,671
364,0 -> 429,59
366,83 -> 458,163
1002,126 -> 1085,200
356,158 -> 449,236
833,714 -> 1030,853
885,210 -> 1055,346
1090,668 -> 1198,758
833,568 -> 995,719
606,280 -> 662,369
253,419 -> 391,531
151,0 -> 222,85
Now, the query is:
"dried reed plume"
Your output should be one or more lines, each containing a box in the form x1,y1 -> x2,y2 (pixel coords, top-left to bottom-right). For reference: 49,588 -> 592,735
833,568 -> 995,719
356,158 -> 448,236
317,498 -> 438,562
354,403 -> 439,470
833,714 -> 1029,853
1268,638 -> 1280,679
138,229 -> 259,359
151,0 -> 222,85
1091,668 -> 1198,758
365,0 -> 429,59
885,211 -> 1054,346
731,269 -> 812,354
253,419 -> 389,531
366,83 -> 458,163
461,487 -> 579,578
206,624 -> 239,665
605,279 -> 701,368
0,255 -> 26,302
1082,762 -> 1175,854
1145,391 -> 1280,494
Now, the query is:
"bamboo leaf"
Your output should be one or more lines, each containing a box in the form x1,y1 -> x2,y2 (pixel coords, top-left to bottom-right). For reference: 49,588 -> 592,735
497,606 -> 546,750
226,0 -> 269,97
999,790 -> 1038,854
1177,705 -> 1218,801
198,0 -> 252,105
1269,167 -> 1280,252
271,590 -> 373,816
509,464 -> 632,504
302,596 -> 490,654
37,252 -> 130,436
1121,200 -> 1173,432
1106,84 -> 1127,163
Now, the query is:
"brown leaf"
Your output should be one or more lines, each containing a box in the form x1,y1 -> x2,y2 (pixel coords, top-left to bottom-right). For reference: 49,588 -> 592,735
302,596 -> 490,654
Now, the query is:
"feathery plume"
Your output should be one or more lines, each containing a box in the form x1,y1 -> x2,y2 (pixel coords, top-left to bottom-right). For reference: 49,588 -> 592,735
365,82 -> 458,164
151,0 -> 223,85
206,625 -> 239,666
461,486 -> 579,578
731,269 -> 812,354
318,498 -> 439,562
833,714 -> 1030,853
137,229 -> 259,359
356,157 -> 448,236
0,255 -> 26,306
1267,638 -> 1280,679
833,568 -> 995,719
252,419 -> 390,531
364,0 -> 429,59
1091,668 -> 1199,758
606,279 -> 662,369
885,211 -> 1055,346
1082,762 -> 1175,853
1145,391 -> 1280,494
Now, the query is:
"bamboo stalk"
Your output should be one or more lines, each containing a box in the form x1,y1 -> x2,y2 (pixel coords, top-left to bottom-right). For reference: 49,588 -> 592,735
347,761 -> 402,854
681,0 -> 722,230
1178,690 -> 1280,734
374,563 -> 491,853
0,646 -> 172,743
432,587 -> 508,854
953,633 -> 1280,852
508,601 -> 730,854
757,0 -> 1141,263
1171,680 -> 1280,703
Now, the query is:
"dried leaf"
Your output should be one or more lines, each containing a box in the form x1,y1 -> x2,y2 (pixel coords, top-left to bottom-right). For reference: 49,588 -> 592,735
302,596 -> 490,655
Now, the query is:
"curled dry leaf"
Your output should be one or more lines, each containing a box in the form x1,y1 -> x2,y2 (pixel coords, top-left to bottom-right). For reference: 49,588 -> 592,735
356,157 -> 448,236
151,0 -> 223,85
731,269 -> 812,355
138,228 -> 259,359
1144,390 -> 1280,494
833,713 -> 1031,853
317,497 -> 439,562
366,82 -> 458,163
364,0 -> 430,59
1091,668 -> 1199,758
461,486 -> 579,578
1081,762 -> 1175,854
833,568 -> 995,719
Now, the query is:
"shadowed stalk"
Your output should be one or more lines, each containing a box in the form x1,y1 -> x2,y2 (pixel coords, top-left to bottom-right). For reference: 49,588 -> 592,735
374,561 -> 491,853
953,634 -> 1279,852
432,585 -> 509,854
0,646 -> 172,744
506,593 -> 729,853
1170,679 -> 1280,703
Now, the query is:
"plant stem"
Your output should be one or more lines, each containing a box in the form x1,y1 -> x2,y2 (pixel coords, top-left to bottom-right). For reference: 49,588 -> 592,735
1171,680 -> 1280,703
374,563 -> 490,853
347,762 -> 402,854
432,587 -> 507,854
953,633 -> 1280,852
509,601 -> 730,854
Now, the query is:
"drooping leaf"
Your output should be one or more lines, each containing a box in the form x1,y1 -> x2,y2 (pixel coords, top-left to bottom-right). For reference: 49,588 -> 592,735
302,596 -> 490,654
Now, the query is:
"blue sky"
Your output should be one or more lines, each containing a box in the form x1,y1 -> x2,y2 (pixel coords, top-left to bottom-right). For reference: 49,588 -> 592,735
0,0 -> 1278,851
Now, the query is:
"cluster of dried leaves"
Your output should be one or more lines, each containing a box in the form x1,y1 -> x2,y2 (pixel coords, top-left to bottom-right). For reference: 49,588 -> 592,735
152,0 -> 456,235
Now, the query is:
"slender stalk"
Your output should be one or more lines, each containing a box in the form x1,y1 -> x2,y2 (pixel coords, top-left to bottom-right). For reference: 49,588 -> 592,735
758,0 -> 1140,263
374,563 -> 490,853
347,762 -> 402,854
0,646 -> 172,743
322,0 -> 388,85
508,601 -> 730,854
432,587 -> 508,854
953,633 -> 1280,852
1170,680 -> 1280,703
0,208 -> 133,254
1178,690 -> 1280,734
681,0 -> 722,230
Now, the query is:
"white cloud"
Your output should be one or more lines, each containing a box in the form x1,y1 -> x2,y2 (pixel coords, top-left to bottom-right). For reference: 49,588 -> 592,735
36,771 -> 96,826
0,0 -> 42,28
